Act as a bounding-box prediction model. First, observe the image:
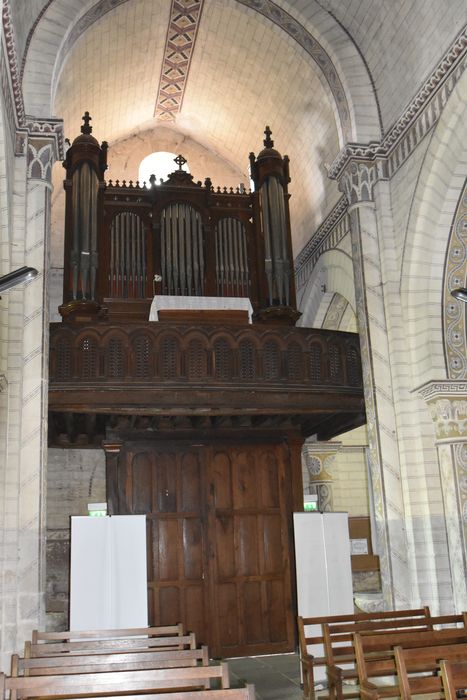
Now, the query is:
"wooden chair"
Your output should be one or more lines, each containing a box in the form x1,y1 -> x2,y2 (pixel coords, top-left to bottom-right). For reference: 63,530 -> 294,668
354,627 -> 467,700
326,612 -> 466,700
440,658 -> 467,700
298,607 -> 431,700
394,642 -> 467,700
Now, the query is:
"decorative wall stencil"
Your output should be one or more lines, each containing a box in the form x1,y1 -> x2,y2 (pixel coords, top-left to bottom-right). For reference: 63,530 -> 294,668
418,382 -> 467,439
26,118 -> 64,160
323,293 -> 349,330
295,196 -> 349,290
237,0 -> 351,140
329,28 -> 467,181
444,180 -> 467,379
2,0 -> 25,126
27,141 -> 54,183
339,161 -> 379,206
455,442 -> 467,525
154,0 -> 204,120
301,442 -> 341,512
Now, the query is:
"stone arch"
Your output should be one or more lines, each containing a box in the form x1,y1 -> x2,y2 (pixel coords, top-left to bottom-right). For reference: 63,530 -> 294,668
401,70 -> 467,387
298,248 -> 356,329
0,91 -> 13,277
21,0 -> 380,146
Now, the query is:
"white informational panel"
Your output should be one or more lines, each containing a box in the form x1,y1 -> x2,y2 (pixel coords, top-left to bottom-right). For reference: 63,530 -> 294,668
70,515 -> 148,630
294,512 -> 354,683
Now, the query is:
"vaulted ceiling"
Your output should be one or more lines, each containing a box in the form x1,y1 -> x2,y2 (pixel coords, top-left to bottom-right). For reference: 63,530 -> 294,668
13,0 -> 466,256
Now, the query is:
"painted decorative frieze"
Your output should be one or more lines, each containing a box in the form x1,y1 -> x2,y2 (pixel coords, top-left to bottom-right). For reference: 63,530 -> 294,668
302,441 -> 342,512
418,381 -> 467,440
444,181 -> 467,380
329,28 -> 467,181
154,0 -> 204,121
27,140 -> 54,183
295,196 -> 349,290
339,161 -> 379,206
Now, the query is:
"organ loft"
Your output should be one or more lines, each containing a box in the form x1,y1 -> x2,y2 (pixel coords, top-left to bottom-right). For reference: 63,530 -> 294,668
48,113 -> 365,658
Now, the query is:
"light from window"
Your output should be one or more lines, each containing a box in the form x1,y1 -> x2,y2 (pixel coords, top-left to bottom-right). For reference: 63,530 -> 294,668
138,151 -> 190,187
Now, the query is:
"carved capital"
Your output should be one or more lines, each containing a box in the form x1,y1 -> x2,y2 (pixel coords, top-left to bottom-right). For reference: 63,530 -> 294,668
338,160 -> 379,205
27,139 -> 54,184
302,440 -> 342,481
418,380 -> 467,441
26,117 -> 64,155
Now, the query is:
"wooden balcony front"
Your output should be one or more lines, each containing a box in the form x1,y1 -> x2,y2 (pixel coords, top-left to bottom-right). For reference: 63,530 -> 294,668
48,321 -> 365,445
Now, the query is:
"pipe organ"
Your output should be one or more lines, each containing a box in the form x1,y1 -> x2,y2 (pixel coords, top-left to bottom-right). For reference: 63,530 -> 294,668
59,114 -> 299,324
50,113 -> 366,659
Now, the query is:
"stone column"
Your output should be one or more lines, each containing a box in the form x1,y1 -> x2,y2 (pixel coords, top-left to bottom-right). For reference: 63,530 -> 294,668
418,381 -> 467,611
0,124 -> 61,668
16,131 -> 58,643
340,161 -> 410,609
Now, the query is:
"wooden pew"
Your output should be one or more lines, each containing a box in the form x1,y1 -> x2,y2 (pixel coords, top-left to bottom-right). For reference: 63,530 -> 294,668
353,626 -> 467,700
31,625 -> 184,644
298,607 -> 431,700
25,632 -> 197,657
440,658 -> 467,700
0,662 -> 231,700
326,613 -> 465,700
3,690 -> 257,700
394,642 -> 467,700
12,646 -> 210,677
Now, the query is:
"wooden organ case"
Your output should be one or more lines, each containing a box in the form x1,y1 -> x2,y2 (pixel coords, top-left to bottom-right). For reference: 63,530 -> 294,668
48,114 -> 366,657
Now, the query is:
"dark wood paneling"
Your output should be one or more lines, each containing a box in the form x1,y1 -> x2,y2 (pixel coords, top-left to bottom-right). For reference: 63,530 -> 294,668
207,443 -> 295,657
108,439 -> 297,658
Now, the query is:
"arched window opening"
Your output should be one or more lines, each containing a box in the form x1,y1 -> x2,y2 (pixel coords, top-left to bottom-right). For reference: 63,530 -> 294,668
139,151 -> 190,186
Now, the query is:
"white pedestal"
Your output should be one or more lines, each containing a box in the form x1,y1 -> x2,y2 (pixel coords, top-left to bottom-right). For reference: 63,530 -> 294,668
294,512 -> 354,683
70,515 -> 148,631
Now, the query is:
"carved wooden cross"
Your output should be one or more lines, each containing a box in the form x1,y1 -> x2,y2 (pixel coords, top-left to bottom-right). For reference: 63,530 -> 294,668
174,154 -> 187,170
81,111 -> 92,134
263,125 -> 274,148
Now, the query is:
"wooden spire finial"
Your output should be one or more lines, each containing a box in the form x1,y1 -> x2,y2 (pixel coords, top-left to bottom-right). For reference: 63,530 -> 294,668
81,112 -> 92,135
263,125 -> 274,148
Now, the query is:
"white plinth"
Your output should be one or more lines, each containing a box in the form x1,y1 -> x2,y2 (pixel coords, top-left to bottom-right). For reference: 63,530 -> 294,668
149,295 -> 253,322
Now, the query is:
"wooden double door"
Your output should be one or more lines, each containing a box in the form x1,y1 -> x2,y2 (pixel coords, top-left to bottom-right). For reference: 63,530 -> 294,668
108,440 -> 297,657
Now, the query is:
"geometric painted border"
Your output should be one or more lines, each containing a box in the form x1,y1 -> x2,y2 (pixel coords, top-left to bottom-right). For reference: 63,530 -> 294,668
154,0 -> 204,121
444,179 -> 467,380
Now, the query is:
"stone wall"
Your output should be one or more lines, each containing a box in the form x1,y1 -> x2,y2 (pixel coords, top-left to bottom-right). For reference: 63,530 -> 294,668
46,449 -> 106,630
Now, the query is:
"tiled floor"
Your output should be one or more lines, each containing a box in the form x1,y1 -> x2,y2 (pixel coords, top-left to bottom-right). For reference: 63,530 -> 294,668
227,653 -> 303,699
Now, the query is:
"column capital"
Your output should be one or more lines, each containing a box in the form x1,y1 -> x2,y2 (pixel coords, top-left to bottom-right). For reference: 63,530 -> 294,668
18,117 -> 64,185
417,380 -> 467,441
338,159 -> 380,206
302,440 -> 342,481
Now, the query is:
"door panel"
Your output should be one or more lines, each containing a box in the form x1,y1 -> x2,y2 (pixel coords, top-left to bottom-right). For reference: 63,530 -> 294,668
208,444 -> 295,657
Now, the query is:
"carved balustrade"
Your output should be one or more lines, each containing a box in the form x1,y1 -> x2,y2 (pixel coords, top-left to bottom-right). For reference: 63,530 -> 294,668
49,323 -> 362,390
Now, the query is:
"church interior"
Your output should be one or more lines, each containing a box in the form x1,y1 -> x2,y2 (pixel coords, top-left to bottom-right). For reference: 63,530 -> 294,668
0,0 -> 466,688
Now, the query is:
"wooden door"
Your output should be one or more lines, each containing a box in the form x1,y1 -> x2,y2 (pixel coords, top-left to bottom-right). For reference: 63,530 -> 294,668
207,443 -> 296,657
111,440 -> 296,656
